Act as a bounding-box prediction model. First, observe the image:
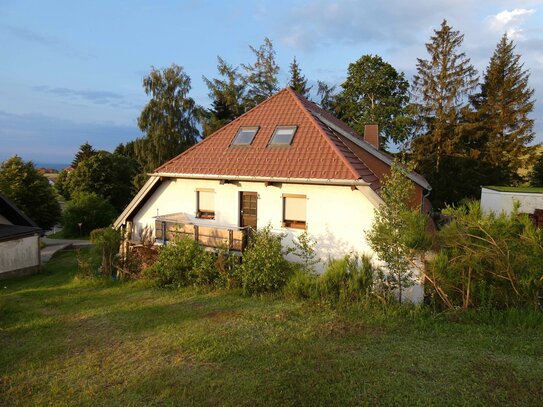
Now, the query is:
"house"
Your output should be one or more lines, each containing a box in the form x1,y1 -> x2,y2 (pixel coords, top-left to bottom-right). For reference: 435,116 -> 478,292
0,192 -> 42,279
481,186 -> 543,227
114,88 -> 431,297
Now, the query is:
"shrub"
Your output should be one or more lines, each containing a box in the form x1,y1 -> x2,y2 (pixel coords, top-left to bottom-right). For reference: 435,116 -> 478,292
427,201 -> 543,310
215,244 -> 241,289
283,267 -> 319,300
62,192 -> 117,237
319,254 -> 374,304
144,237 -> 217,287
90,227 -> 121,277
240,225 -> 292,295
291,231 -> 320,272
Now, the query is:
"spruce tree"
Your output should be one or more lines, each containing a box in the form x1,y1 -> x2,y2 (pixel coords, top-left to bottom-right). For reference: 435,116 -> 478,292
470,34 -> 536,184
411,19 -> 478,207
72,142 -> 96,168
288,57 -> 311,98
242,37 -> 280,109
200,57 -> 247,137
529,152 -> 543,187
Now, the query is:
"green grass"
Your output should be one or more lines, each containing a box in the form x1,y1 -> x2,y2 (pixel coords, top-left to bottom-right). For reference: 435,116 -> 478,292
485,185 -> 543,193
1,250 -> 543,406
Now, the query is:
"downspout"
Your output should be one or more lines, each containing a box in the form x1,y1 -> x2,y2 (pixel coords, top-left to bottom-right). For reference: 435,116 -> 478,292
421,187 -> 432,214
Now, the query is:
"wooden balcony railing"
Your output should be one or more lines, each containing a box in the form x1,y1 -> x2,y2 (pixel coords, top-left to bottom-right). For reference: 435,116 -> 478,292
154,213 -> 249,251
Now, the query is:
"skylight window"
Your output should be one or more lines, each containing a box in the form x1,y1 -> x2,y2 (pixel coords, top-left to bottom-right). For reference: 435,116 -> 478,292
232,126 -> 259,146
269,126 -> 297,146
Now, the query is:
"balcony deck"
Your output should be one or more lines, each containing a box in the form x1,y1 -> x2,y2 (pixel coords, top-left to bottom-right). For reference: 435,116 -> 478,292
154,213 -> 249,251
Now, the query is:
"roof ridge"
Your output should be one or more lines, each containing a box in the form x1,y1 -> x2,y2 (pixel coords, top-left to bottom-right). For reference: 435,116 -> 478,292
155,88 -> 291,173
285,87 -> 361,180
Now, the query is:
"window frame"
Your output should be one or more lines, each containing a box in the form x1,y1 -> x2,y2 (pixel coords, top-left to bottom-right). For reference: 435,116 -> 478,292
282,193 -> 307,229
268,125 -> 298,147
196,189 -> 215,220
231,126 -> 259,146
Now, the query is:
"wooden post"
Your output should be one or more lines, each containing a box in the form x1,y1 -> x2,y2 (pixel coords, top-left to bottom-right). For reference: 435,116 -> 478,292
228,229 -> 233,250
194,225 -> 199,244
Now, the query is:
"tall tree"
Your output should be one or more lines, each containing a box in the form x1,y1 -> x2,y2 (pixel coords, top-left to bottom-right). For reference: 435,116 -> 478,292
72,142 -> 96,168
288,56 -> 311,98
242,37 -> 280,108
470,34 -> 536,184
137,64 -> 199,173
411,19 -> 478,207
0,156 -> 61,229
316,80 -> 338,114
366,160 -> 432,303
338,55 -> 412,148
66,151 -> 140,212
529,152 -> 543,187
200,57 -> 247,137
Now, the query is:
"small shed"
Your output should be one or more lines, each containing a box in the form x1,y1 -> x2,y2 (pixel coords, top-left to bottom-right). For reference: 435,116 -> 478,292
480,186 -> 543,227
0,193 -> 42,279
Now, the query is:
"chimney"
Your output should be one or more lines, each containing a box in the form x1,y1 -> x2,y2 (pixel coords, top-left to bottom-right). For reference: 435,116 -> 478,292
364,124 -> 379,149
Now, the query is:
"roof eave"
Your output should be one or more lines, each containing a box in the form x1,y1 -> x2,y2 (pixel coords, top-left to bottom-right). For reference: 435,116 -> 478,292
152,172 -> 371,187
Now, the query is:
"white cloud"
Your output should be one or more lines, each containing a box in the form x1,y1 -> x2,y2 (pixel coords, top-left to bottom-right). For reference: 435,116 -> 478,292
487,8 -> 535,39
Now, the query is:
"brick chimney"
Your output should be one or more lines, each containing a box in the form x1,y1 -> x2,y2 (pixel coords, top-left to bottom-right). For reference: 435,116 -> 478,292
364,124 -> 379,149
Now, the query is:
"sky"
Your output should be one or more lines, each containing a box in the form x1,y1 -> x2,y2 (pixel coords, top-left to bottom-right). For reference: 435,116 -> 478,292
1,0 -> 542,165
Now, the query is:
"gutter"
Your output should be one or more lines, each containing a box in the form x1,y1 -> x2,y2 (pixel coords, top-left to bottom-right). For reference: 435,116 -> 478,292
152,172 -> 372,187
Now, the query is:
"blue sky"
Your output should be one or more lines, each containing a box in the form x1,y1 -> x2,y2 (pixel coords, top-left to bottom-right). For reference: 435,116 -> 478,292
1,0 -> 542,164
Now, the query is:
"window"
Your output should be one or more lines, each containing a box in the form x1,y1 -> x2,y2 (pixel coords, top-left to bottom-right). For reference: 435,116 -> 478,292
269,126 -> 297,146
282,194 -> 306,229
196,189 -> 215,219
232,126 -> 259,146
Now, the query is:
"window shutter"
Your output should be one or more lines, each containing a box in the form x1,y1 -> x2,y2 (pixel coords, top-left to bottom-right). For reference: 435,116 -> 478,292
199,191 -> 215,211
284,196 -> 306,221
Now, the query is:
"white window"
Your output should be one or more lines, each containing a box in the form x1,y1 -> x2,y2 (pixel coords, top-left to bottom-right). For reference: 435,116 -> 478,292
197,189 -> 215,219
269,126 -> 297,146
282,194 -> 306,229
232,126 -> 259,146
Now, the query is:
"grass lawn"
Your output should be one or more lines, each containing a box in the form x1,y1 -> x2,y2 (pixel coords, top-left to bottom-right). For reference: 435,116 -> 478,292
1,250 -> 542,406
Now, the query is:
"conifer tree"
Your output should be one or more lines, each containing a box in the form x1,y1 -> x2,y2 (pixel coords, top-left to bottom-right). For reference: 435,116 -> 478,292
288,57 -> 311,98
200,57 -> 247,137
529,152 -> 543,187
72,142 -> 96,168
470,34 -> 536,184
242,37 -> 280,108
411,19 -> 478,207
316,81 -> 338,114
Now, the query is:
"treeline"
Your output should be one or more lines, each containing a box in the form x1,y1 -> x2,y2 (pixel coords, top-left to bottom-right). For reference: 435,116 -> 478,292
113,19 -> 540,210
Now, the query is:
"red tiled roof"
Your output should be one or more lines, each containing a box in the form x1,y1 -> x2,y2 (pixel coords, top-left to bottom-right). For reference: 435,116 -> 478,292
155,87 -> 380,187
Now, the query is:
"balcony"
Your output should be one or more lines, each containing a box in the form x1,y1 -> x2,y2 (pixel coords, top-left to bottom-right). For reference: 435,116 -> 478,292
154,213 -> 249,251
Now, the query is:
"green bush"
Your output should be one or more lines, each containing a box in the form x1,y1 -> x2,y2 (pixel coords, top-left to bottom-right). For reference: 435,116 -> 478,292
144,237 -> 217,287
427,201 -> 543,310
284,254 -> 375,305
240,225 -> 292,295
90,227 -> 121,276
215,244 -> 241,289
283,267 -> 319,300
319,254 -> 374,304
62,192 -> 117,237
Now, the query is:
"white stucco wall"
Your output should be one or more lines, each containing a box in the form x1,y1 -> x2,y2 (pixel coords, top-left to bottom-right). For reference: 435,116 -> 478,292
130,177 -> 423,302
0,235 -> 40,275
133,179 -> 378,267
481,187 -> 543,215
